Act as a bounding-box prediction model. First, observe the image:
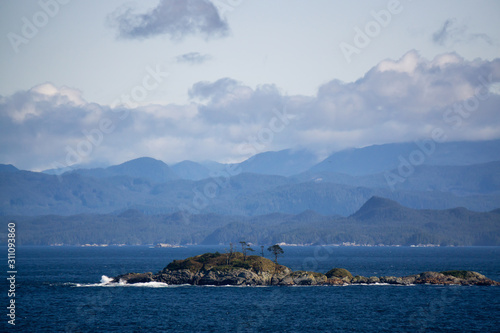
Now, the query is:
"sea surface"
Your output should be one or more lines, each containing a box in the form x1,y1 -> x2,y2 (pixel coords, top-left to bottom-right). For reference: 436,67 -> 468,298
2,245 -> 500,332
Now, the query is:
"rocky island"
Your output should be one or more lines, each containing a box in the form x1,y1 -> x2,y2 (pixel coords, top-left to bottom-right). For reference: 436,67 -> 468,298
112,251 -> 500,286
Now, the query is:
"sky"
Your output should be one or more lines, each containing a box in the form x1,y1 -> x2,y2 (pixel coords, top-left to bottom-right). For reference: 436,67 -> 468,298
0,0 -> 500,171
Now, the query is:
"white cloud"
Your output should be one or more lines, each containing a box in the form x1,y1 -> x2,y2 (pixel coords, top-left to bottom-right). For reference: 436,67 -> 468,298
1,51 -> 500,170
377,50 -> 420,74
4,83 -> 86,124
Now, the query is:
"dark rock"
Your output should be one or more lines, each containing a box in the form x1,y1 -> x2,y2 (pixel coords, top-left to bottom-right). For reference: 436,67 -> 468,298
400,275 -> 417,285
324,278 -> 346,285
287,271 -> 327,285
379,276 -> 405,284
149,252 -> 292,286
155,269 -> 195,285
379,276 -> 395,284
352,275 -> 369,284
111,252 -> 500,287
114,272 -> 153,284
412,271 -> 500,286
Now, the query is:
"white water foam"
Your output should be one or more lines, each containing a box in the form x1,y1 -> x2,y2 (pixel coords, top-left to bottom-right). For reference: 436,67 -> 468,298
73,275 -> 174,288
100,275 -> 113,284
70,276 -> 417,288
352,283 -> 416,286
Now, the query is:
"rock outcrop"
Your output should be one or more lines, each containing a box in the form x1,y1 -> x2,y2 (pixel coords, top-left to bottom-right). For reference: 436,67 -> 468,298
112,252 -> 500,287
113,252 -> 293,286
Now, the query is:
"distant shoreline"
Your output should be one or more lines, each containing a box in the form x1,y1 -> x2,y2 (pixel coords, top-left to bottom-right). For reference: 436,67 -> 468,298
2,242 -> 498,248
44,243 -> 484,248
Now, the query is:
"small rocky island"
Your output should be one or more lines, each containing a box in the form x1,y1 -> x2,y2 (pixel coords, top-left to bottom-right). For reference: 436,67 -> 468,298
112,251 -> 499,286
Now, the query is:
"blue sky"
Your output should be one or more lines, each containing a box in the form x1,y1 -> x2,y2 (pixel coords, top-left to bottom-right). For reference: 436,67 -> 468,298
1,0 -> 500,170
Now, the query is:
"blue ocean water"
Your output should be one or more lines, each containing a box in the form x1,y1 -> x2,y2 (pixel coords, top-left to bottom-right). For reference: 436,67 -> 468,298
3,246 -> 500,332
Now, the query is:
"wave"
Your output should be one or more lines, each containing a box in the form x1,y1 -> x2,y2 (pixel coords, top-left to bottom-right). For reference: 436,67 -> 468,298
71,275 -> 179,288
351,283 -> 416,286
67,276 -> 418,288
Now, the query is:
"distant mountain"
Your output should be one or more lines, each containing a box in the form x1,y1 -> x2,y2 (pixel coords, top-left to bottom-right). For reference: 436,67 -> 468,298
349,196 -> 494,227
106,157 -> 178,182
298,161 -> 500,195
0,171 -> 131,216
4,196 -> 499,246
42,161 -> 109,175
42,166 -> 75,175
68,157 -> 178,183
1,140 -> 500,216
0,164 -> 18,173
1,166 -> 499,216
208,180 -> 500,216
236,149 -> 320,177
199,160 -> 227,173
171,160 -> 211,181
308,139 -> 500,176
350,196 -> 413,221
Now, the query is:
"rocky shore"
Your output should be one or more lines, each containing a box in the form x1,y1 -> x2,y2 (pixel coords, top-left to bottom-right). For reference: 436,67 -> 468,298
112,252 -> 500,287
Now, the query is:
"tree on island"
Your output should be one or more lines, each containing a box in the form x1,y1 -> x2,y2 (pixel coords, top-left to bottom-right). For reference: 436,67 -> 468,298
239,241 -> 254,261
225,242 -> 235,265
260,245 -> 265,257
267,244 -> 284,265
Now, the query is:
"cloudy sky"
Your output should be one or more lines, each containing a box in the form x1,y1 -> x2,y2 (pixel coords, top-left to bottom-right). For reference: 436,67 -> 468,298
1,0 -> 500,171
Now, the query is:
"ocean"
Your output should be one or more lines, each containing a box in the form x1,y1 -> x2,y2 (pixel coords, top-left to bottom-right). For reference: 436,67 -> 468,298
3,245 -> 500,332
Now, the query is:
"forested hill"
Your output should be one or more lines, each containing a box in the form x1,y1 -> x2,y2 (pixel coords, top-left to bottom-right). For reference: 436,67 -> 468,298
2,197 -> 499,246
1,163 -> 499,217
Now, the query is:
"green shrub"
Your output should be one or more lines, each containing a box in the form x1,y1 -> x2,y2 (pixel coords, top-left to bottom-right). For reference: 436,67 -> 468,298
165,259 -> 202,272
232,259 -> 251,269
211,265 -> 236,272
440,270 -> 470,279
325,268 -> 353,279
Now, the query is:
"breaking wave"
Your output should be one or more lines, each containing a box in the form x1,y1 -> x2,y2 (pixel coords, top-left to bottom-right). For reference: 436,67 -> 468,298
67,276 -> 417,288
71,275 -> 176,288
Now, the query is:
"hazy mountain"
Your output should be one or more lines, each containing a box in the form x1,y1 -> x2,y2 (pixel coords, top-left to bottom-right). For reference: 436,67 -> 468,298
308,139 -> 500,176
68,157 -> 178,183
297,161 -> 500,195
43,166 -> 77,175
199,160 -> 227,173
208,180 -> 500,216
350,196 -> 413,221
260,196 -> 500,246
171,160 -> 211,181
236,149 -> 320,177
4,196 -> 499,246
1,140 -> 500,216
42,161 -> 109,175
0,164 -> 18,173
0,171 -> 122,216
1,166 -> 499,216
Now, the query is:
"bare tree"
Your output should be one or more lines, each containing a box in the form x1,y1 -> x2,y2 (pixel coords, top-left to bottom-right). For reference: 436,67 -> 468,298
225,242 -> 234,265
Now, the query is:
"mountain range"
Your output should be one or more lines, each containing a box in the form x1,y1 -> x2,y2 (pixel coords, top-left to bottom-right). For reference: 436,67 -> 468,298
0,139 -> 499,217
3,196 -> 499,246
1,139 -> 499,245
